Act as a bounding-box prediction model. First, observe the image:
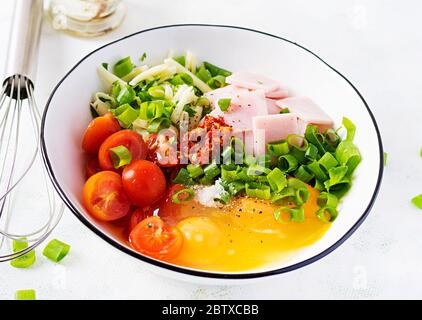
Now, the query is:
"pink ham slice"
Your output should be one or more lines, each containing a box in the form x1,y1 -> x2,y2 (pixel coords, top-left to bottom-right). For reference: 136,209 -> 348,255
276,97 -> 333,132
265,87 -> 289,99
226,72 -> 280,93
252,113 -> 300,156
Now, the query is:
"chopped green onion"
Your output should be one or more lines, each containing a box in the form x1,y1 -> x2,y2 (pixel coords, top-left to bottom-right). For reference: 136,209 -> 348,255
114,103 -> 138,128
173,169 -> 193,185
15,289 -> 36,300
316,206 -> 338,223
113,56 -> 133,78
197,97 -> 210,107
271,187 -> 295,204
305,143 -> 319,161
42,239 -> 70,263
295,187 -> 310,206
244,155 -> 256,166
140,52 -> 147,62
204,163 -> 221,180
294,165 -> 314,183
245,183 -> 271,200
174,56 -> 186,66
274,207 -> 305,223
207,75 -> 226,89
335,118 -> 361,175
305,125 -> 326,156
196,66 -> 212,83
101,62 -> 108,70
287,177 -> 307,190
318,152 -> 339,171
257,155 -> 271,168
109,145 -> 132,169
267,168 -> 287,192
411,194 -> 422,209
317,192 -> 339,208
224,181 -> 245,196
172,188 -> 195,203
221,166 -> 240,182
247,164 -> 271,176
268,140 -> 290,156
147,117 -> 171,133
218,98 -> 231,112
10,238 -> 35,268
324,166 -> 349,191
280,108 -> 290,114
116,85 -> 135,105
214,190 -> 232,204
384,151 -> 387,166
203,61 -> 232,77
187,164 -> 204,179
198,176 -> 213,185
313,179 -> 325,191
147,86 -> 165,98
278,154 -> 298,173
306,160 -> 328,182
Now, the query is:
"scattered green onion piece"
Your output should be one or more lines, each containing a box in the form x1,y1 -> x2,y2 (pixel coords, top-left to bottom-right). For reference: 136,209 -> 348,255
305,125 -> 326,156
317,192 -> 339,208
147,117 -> 171,133
140,52 -> 147,62
384,151 -> 388,166
15,289 -> 36,300
247,164 -> 271,176
280,108 -> 290,114
101,62 -> 108,70
244,155 -> 256,166
214,190 -> 232,205
147,86 -> 165,98
225,181 -> 245,196
197,97 -> 210,107
172,188 -> 195,203
316,206 -> 338,223
218,98 -> 231,112
204,163 -> 221,180
196,66 -> 212,83
274,207 -> 305,223
42,239 -> 70,263
173,168 -> 194,185
13,237 -> 29,252
271,187 -> 295,204
318,152 -> 339,171
198,176 -> 213,185
113,56 -> 133,78
221,166 -> 240,182
278,154 -> 298,173
207,75 -> 226,89
287,178 -> 307,190
114,104 -> 138,128
245,183 -> 271,200
203,61 -> 232,77
174,56 -> 186,66
267,168 -> 287,192
187,164 -> 204,179
313,179 -> 325,191
268,140 -> 290,156
116,85 -> 135,105
294,165 -> 314,183
295,187 -> 310,206
111,81 -> 122,98
335,118 -> 361,175
306,160 -> 328,182
324,166 -> 349,190
109,145 -> 132,169
10,237 -> 35,268
305,143 -> 319,161
237,167 -> 254,182
257,155 -> 271,168
411,194 -> 422,209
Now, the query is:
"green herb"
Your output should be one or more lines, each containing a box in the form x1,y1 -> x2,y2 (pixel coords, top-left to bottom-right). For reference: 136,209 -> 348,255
411,194 -> 422,209
43,239 -> 70,263
218,98 -> 231,112
15,289 -> 36,300
172,188 -> 195,203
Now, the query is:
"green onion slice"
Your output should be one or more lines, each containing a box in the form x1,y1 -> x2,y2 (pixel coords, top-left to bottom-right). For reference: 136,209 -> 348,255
187,164 -> 204,179
15,289 -> 36,300
42,239 -> 70,263
10,237 -> 35,268
278,154 -> 298,173
203,61 -> 232,77
305,125 -> 326,156
204,163 -> 221,180
172,188 -> 195,203
113,56 -> 133,78
218,98 -> 231,112
295,187 -> 310,206
267,167 -> 287,192
214,190 -> 232,205
317,192 -> 339,208
147,86 -> 165,98
268,140 -> 290,156
245,183 -> 271,200
287,177 -> 307,190
109,145 -> 132,169
384,151 -> 387,166
271,187 -> 295,204
316,206 -> 338,223
294,165 -> 314,183
173,168 -> 194,185
147,117 -> 171,133
411,194 -> 422,209
113,103 -> 138,128
306,160 -> 328,182
318,152 -> 339,171
274,207 -> 305,223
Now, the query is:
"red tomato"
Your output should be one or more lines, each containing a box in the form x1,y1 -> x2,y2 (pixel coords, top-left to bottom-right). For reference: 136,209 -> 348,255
129,207 -> 157,231
85,156 -> 101,178
129,216 -> 183,260
83,171 -> 131,221
146,133 -> 179,167
82,113 -> 120,154
98,130 -> 147,171
122,160 -> 166,207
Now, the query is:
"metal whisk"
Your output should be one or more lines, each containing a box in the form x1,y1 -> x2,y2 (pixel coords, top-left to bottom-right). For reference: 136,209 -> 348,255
0,0 -> 63,262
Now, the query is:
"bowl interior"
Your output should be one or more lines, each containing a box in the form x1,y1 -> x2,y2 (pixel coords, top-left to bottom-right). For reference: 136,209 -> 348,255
42,25 -> 382,278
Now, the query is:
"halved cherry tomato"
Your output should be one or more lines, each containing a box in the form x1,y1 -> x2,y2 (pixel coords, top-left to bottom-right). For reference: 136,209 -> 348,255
129,207 -> 157,231
122,160 -> 166,207
83,171 -> 131,221
82,113 -> 120,154
85,156 -> 101,178
146,133 -> 179,167
98,130 -> 147,171
129,216 -> 183,260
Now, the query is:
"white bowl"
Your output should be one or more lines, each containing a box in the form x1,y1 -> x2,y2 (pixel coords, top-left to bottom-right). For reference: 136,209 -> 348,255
41,24 -> 383,281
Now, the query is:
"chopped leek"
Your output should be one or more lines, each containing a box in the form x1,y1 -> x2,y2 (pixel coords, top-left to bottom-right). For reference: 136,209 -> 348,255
245,183 -> 271,200
113,56 -> 134,78
274,207 -> 305,223
43,239 -> 70,263
316,206 -> 338,223
172,188 -> 195,203
267,168 -> 287,192
411,194 -> 422,209
218,98 -> 231,112
15,289 -> 36,300
109,145 -> 132,169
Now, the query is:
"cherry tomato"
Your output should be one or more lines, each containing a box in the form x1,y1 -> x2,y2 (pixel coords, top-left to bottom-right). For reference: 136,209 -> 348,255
122,160 -> 166,207
85,156 -> 101,178
98,130 -> 147,171
83,171 -> 131,221
82,113 -> 120,154
129,216 -> 183,260
129,207 -> 157,231
146,133 -> 179,167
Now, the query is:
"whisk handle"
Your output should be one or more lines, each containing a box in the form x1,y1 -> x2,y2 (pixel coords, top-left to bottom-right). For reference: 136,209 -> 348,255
4,0 -> 43,83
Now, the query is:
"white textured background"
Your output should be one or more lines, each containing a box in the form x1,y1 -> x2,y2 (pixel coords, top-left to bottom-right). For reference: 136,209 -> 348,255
1,0 -> 422,299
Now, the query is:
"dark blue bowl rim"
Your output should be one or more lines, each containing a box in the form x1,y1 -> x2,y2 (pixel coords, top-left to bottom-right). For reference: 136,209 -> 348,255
40,24 -> 384,279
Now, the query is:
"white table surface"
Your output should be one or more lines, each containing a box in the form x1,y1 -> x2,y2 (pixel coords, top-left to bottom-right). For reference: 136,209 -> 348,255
1,0 -> 421,300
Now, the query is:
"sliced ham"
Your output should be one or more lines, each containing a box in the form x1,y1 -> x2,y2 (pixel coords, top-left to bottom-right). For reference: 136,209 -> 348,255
266,98 -> 282,114
276,97 -> 333,132
265,87 -> 289,99
226,72 -> 280,93
252,113 -> 300,156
